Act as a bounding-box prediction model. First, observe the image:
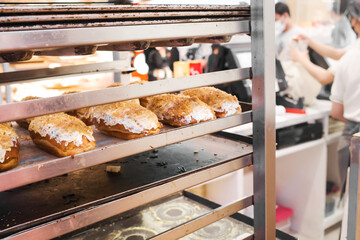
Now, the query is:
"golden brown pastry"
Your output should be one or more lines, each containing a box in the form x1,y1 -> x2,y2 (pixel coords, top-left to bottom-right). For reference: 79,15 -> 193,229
140,94 -> 216,127
29,113 -> 96,157
182,87 -> 242,118
62,91 -> 94,126
92,101 -> 162,140
107,82 -> 140,105
0,124 -> 19,172
16,96 -> 41,129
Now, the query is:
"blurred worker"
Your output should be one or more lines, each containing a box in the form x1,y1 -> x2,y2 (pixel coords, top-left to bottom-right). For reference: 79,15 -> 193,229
291,2 -> 359,86
329,2 -> 360,238
331,0 -> 357,48
275,2 -> 305,61
331,1 -> 360,193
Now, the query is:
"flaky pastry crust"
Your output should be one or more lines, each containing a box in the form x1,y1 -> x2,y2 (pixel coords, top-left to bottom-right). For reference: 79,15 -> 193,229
16,96 -> 41,129
92,101 -> 162,139
0,124 -> 19,171
140,94 -> 216,127
182,87 -> 242,118
29,113 -> 95,157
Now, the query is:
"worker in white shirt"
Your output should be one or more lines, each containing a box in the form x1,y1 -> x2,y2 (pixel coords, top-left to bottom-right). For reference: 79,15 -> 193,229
328,3 -> 360,237
290,7 -> 359,86
331,1 -> 360,196
275,2 -> 305,61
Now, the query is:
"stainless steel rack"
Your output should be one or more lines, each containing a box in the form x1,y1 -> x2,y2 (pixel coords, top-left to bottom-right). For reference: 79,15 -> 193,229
0,1 -> 278,239
348,133 -> 360,239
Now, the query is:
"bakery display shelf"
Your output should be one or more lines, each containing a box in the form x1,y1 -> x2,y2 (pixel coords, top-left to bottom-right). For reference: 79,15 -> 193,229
0,60 -> 134,85
0,21 -> 249,53
0,107 -> 252,192
0,68 -> 251,123
0,133 -> 253,239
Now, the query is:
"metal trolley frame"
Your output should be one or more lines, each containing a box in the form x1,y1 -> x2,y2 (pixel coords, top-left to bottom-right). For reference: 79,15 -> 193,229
0,1 -> 278,239
348,133 -> 360,240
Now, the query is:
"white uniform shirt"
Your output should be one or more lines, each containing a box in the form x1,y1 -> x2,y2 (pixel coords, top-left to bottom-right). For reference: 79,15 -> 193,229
330,44 -> 360,122
276,26 -> 305,61
329,38 -> 360,75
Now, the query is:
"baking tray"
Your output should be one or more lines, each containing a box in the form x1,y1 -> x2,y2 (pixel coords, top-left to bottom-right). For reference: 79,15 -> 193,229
0,11 -> 248,24
0,133 -> 252,238
0,5 -> 250,14
0,5 -> 249,32
0,105 -> 252,192
0,17 -> 247,32
55,191 -> 297,240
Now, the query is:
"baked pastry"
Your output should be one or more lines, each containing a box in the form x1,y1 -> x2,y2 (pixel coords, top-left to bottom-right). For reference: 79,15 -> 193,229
63,91 -> 94,126
0,124 -> 20,172
16,96 -> 41,129
107,82 -> 140,105
140,94 -> 216,127
182,87 -> 242,118
92,101 -> 162,140
29,113 -> 96,157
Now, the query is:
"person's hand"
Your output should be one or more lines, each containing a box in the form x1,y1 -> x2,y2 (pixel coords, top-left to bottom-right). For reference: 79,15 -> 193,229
290,45 -> 309,63
294,34 -> 311,45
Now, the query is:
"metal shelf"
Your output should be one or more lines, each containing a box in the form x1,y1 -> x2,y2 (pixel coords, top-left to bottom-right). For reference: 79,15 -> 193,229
0,61 -> 134,85
0,111 -> 252,192
0,68 -> 250,123
0,21 -> 249,53
0,134 -> 253,239
5,156 -> 252,240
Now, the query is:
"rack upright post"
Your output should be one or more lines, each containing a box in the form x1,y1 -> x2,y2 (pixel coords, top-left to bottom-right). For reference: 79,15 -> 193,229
251,0 -> 276,239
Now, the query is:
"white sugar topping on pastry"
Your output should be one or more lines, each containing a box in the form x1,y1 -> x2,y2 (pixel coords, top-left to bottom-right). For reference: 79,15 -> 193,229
92,102 -> 160,134
29,113 -> 95,147
0,124 -> 18,163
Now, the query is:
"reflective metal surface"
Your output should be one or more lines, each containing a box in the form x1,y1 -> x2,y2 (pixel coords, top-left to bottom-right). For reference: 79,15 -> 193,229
348,132 -> 360,240
251,0 -> 276,239
150,196 -> 253,240
0,68 -> 250,122
59,193 -> 255,240
0,11 -> 247,24
0,5 -> 249,14
0,21 -> 249,53
0,61 -> 132,85
6,156 -> 252,240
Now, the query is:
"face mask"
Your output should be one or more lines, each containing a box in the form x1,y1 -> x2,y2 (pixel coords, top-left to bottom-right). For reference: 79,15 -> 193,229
275,19 -> 286,35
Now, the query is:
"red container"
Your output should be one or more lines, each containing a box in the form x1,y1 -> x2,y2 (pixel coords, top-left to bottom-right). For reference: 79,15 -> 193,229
189,61 -> 202,76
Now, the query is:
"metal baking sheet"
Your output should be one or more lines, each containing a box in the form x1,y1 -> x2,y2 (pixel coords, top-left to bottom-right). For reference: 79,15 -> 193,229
0,21 -> 249,53
0,17 -> 247,32
0,61 -> 133,85
55,191 -> 296,240
0,11 -> 249,24
0,5 -> 250,14
58,193 -> 254,240
0,108 -> 252,192
0,134 -> 252,238
0,68 -> 251,122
